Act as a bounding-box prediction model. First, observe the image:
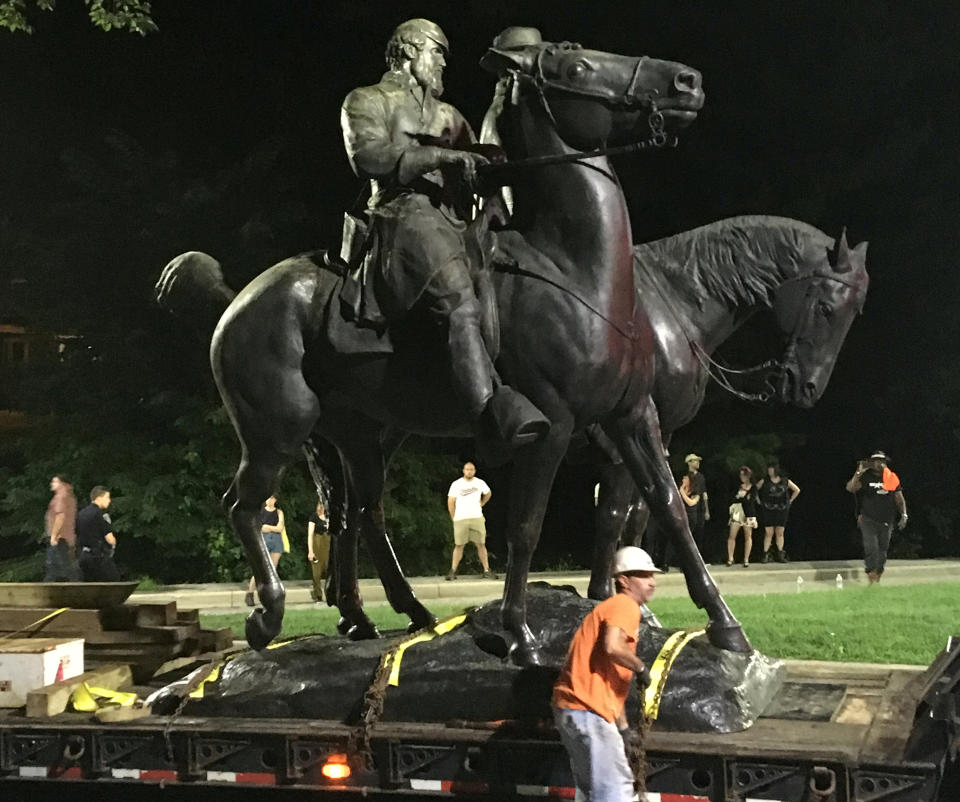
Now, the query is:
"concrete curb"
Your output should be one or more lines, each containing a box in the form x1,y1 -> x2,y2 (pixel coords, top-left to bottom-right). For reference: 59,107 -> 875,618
130,559 -> 960,612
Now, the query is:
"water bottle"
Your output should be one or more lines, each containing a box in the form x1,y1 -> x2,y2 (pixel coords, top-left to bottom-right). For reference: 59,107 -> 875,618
796,576 -> 804,593
835,573 -> 844,590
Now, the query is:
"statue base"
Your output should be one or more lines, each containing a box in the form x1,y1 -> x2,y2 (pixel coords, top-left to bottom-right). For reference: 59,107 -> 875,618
155,585 -> 784,734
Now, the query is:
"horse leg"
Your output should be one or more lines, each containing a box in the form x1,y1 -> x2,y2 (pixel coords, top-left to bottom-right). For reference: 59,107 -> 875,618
501,415 -> 574,666
339,431 -> 436,634
228,449 -> 294,651
302,438 -> 368,636
605,400 -> 751,652
221,368 -> 322,650
588,462 -> 635,600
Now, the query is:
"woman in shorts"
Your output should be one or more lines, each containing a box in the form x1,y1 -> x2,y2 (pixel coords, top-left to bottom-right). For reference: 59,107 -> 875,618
727,466 -> 759,566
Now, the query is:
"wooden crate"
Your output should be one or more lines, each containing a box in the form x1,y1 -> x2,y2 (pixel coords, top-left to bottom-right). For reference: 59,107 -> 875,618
0,638 -> 84,708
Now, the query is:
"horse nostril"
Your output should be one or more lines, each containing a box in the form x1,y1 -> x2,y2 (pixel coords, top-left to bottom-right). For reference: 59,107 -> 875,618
804,381 -> 817,396
674,69 -> 702,92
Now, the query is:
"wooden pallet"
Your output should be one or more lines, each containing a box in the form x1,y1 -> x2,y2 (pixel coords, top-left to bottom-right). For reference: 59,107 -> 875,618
1,601 -> 234,687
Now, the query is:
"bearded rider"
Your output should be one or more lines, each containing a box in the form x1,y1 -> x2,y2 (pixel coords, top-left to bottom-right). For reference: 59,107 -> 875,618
340,18 -> 549,448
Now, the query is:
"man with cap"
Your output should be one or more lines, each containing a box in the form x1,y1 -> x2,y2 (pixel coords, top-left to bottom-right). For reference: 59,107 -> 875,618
679,453 -> 710,561
552,546 -> 661,801
846,450 -> 908,584
340,19 -> 548,450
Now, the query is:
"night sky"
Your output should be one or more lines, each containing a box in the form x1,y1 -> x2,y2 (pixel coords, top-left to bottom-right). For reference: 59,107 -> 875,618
2,0 -> 958,563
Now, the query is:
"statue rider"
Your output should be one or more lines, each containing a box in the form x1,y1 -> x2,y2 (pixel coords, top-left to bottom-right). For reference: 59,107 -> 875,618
340,18 -> 549,448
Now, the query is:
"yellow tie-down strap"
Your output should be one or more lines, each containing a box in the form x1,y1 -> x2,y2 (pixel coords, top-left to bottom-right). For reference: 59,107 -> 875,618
0,607 -> 70,640
71,682 -> 140,712
643,628 -> 706,720
385,613 -> 469,687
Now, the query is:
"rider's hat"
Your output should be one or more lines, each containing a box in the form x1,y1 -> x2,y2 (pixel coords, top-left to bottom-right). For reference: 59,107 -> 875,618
869,450 -> 888,461
684,453 -> 703,464
490,26 -> 543,53
392,18 -> 449,53
611,546 -> 663,576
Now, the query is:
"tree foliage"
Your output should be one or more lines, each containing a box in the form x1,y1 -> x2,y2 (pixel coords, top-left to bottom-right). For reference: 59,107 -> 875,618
0,0 -> 156,34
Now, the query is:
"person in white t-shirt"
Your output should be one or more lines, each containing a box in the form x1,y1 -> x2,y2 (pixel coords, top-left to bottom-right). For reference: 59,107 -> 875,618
446,462 -> 496,580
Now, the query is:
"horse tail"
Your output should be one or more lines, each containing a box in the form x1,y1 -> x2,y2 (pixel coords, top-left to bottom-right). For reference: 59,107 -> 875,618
155,251 -> 236,336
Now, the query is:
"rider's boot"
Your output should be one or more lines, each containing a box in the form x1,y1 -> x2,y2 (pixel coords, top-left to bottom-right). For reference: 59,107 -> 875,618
448,301 -> 550,447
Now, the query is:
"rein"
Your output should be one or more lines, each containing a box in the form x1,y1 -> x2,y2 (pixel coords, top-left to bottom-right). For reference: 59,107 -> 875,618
478,49 -> 673,177
636,258 -> 782,403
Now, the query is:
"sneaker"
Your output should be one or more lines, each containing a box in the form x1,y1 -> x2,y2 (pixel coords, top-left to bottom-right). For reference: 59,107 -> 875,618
445,571 -> 457,581
762,550 -> 772,564
244,591 -> 255,607
482,571 -> 498,579
776,549 -> 789,563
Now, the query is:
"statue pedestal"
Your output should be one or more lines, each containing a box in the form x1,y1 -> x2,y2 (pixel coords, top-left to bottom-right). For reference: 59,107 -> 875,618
158,586 -> 783,734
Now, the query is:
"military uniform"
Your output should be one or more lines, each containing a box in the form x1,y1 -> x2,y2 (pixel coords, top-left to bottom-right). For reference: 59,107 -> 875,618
338,19 -> 548,443
341,68 -> 478,326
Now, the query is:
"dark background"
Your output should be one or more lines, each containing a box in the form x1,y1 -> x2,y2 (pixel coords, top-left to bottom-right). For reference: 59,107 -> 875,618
1,0 -> 958,571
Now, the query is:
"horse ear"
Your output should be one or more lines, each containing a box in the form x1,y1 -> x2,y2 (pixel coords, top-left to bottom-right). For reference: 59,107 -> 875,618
833,227 -> 852,272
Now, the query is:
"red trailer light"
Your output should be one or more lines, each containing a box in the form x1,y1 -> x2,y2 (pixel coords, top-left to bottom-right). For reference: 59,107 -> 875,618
321,754 -> 351,780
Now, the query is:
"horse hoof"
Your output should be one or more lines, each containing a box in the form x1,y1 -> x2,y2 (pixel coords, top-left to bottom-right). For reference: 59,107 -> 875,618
336,616 -> 352,635
245,609 -> 280,651
347,619 -> 381,641
407,608 -> 438,634
706,622 -> 752,653
508,639 -> 545,667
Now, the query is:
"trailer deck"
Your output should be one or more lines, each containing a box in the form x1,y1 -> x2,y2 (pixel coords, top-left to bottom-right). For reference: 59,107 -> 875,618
3,643 -> 959,801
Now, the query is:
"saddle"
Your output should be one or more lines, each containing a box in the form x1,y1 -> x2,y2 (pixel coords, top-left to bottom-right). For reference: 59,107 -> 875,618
325,204 -> 502,359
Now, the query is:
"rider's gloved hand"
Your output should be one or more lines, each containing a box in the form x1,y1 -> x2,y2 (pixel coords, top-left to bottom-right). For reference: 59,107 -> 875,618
441,150 -> 490,191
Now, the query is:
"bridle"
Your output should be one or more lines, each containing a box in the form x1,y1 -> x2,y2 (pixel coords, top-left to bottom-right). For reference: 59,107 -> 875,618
478,44 -> 673,178
642,261 -> 865,404
772,271 -> 866,400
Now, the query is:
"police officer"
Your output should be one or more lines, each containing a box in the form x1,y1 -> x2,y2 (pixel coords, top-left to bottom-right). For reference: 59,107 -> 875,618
76,486 -> 120,581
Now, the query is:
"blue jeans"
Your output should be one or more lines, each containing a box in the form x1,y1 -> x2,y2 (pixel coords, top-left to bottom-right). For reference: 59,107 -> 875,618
552,706 -> 635,802
44,541 -> 80,582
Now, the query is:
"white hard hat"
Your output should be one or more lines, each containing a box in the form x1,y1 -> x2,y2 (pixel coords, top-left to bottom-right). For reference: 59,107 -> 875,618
611,546 -> 663,575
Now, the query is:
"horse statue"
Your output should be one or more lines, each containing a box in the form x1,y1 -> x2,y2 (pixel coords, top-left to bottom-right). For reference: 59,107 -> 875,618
585,216 -> 868,599
159,36 -> 736,665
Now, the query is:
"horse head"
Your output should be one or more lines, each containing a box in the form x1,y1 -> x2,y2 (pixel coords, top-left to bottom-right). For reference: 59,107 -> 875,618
771,230 -> 869,407
481,36 -> 704,151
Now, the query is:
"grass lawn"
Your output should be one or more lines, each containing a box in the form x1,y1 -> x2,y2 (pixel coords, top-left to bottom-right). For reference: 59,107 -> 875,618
201,581 -> 960,666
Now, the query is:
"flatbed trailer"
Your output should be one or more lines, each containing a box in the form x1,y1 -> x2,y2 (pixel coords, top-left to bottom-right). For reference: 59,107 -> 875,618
3,639 -> 960,802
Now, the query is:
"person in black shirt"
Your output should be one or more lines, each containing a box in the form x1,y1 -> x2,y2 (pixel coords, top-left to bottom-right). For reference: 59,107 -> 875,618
846,450 -> 908,584
76,486 -> 120,581
726,466 -> 759,567
756,463 -> 800,563
679,453 -> 710,561
307,501 -> 331,603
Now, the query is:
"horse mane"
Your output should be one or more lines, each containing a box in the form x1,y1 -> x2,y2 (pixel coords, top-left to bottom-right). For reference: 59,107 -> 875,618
637,215 -> 836,309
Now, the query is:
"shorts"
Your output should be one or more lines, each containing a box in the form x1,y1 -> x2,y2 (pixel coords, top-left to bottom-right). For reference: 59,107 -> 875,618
263,530 -> 284,555
729,504 -> 758,529
453,518 -> 486,546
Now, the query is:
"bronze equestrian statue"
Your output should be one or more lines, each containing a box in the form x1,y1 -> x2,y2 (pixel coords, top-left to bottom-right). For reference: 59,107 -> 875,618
159,22 -> 751,665
585,217 -> 868,599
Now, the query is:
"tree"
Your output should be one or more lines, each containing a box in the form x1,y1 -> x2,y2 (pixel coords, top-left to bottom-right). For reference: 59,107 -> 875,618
0,0 -> 156,35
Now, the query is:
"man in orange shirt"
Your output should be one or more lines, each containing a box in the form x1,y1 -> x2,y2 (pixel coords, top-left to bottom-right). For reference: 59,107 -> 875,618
552,546 -> 661,801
